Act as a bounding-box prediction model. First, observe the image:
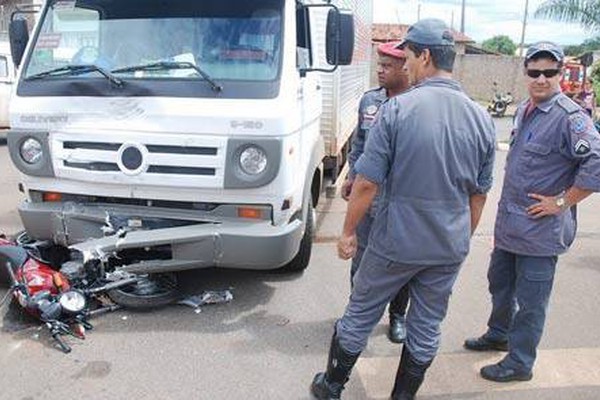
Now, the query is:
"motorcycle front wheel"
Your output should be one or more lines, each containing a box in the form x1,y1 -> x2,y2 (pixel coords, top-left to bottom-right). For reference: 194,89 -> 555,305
107,273 -> 179,309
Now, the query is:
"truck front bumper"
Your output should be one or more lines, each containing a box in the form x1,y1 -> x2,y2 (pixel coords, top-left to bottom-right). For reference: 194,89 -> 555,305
18,201 -> 303,271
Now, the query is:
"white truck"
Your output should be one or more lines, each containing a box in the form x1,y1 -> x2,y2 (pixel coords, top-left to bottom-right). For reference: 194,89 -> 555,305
0,42 -> 16,131
6,0 -> 372,275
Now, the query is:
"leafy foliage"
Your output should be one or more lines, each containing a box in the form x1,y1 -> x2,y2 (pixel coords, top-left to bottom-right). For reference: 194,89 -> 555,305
482,35 -> 517,55
590,61 -> 600,104
535,0 -> 600,31
563,36 -> 600,55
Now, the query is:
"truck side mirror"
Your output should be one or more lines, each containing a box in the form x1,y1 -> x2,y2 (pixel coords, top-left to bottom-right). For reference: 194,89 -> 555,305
326,9 -> 354,66
9,19 -> 29,68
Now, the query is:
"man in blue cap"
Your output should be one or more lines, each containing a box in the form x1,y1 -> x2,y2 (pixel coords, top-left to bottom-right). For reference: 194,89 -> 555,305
342,40 -> 411,345
464,41 -> 600,383
310,19 -> 496,399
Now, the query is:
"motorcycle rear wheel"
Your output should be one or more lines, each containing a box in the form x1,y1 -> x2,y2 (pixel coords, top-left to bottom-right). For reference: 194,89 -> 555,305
107,273 -> 179,309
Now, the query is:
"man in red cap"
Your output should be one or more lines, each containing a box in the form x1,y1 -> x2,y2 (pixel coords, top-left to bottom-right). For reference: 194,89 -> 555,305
341,40 -> 411,344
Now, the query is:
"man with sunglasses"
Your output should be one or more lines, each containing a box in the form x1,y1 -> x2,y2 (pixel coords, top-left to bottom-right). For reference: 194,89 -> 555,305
464,42 -> 600,383
342,41 -> 411,345
311,19 -> 496,400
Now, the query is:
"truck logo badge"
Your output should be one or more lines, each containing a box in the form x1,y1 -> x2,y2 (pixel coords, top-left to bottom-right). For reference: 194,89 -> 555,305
117,143 -> 147,175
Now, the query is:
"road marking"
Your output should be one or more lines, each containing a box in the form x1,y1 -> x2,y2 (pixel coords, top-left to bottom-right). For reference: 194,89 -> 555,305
355,347 -> 600,398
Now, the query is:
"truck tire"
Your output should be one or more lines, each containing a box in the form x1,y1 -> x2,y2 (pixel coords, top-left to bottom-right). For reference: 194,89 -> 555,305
107,273 -> 179,309
278,202 -> 314,273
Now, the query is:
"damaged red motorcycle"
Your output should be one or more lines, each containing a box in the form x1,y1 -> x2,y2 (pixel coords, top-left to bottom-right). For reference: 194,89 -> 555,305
0,232 -> 179,353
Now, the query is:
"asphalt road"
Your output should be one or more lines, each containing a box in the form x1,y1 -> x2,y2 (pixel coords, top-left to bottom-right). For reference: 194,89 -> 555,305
1,120 -> 599,399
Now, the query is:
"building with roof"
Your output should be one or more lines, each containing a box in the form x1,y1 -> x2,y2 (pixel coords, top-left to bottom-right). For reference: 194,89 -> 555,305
372,23 -> 480,55
370,23 -> 528,103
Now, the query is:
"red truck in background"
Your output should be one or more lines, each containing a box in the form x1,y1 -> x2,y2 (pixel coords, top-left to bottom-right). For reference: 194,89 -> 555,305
560,58 -> 585,98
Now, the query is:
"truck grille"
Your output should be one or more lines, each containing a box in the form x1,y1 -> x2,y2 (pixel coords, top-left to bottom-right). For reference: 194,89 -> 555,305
52,133 -> 226,188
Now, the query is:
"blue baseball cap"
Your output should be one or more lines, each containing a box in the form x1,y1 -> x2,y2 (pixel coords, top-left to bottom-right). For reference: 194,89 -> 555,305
525,41 -> 564,62
397,18 -> 455,48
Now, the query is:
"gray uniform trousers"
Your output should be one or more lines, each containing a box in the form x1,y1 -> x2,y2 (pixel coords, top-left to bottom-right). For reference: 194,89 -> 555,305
351,213 -> 410,317
337,247 -> 461,364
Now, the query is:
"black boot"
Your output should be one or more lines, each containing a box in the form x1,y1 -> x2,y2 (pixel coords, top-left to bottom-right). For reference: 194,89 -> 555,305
388,286 -> 409,344
390,346 -> 432,400
388,313 -> 407,344
311,331 -> 361,399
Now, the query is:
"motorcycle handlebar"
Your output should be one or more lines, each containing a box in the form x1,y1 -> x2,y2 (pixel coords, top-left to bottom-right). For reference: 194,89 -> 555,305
4,262 -> 18,286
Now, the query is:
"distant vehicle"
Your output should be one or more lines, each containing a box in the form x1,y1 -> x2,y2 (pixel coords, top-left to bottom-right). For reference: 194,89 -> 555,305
0,42 -> 16,133
487,82 -> 513,118
560,58 -> 585,98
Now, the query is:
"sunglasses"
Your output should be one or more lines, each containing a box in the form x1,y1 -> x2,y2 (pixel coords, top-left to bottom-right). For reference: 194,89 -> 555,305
526,69 -> 561,78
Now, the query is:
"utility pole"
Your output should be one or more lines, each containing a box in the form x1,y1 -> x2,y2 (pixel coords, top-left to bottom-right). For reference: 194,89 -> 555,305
417,3 -> 421,21
460,0 -> 466,33
451,10 -> 455,30
519,0 -> 529,57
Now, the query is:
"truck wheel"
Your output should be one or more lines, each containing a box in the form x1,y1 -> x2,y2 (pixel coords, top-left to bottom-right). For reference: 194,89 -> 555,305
278,202 -> 314,273
107,273 -> 179,309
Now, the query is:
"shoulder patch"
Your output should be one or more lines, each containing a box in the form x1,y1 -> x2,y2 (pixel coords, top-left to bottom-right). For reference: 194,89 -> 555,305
557,96 -> 581,114
365,104 -> 379,116
569,113 -> 593,135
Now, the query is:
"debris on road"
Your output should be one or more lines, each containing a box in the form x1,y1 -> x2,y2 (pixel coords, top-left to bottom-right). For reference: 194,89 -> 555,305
178,290 -> 234,311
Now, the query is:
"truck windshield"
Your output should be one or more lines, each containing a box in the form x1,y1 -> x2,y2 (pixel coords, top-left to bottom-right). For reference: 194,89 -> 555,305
23,0 -> 283,84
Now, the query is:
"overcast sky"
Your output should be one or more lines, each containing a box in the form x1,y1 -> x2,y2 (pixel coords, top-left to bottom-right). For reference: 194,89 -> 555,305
374,0 -> 593,46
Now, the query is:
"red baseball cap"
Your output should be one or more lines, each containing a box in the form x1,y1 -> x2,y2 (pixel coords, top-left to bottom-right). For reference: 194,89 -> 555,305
377,41 -> 406,59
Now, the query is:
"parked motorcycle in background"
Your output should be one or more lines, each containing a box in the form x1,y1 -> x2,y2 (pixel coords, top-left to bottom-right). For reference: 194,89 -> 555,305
488,81 -> 513,118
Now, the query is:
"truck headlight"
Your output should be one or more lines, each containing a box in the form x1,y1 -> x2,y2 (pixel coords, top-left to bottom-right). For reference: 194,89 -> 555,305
20,138 -> 44,164
239,145 -> 268,175
224,138 -> 281,189
7,131 -> 55,177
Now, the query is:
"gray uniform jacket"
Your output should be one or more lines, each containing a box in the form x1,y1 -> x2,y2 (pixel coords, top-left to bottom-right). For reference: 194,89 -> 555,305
348,87 -> 388,179
494,92 -> 600,256
355,77 -> 496,265
348,87 -> 388,216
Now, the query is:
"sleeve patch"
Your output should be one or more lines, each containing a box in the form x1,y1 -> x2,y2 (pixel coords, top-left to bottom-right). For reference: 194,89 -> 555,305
574,139 -> 591,155
570,115 -> 589,135
365,105 -> 379,116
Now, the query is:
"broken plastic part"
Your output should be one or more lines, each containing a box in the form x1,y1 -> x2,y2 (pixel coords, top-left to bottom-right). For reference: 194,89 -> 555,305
177,290 -> 233,309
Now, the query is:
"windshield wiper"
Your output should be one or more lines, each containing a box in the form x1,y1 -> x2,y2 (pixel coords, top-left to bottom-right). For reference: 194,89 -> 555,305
25,64 -> 124,87
111,61 -> 223,92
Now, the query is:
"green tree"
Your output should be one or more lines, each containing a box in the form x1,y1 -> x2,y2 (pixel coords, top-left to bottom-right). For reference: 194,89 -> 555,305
535,1 -> 600,31
563,37 -> 600,56
590,61 -> 600,105
482,35 -> 517,55
564,44 -> 584,56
